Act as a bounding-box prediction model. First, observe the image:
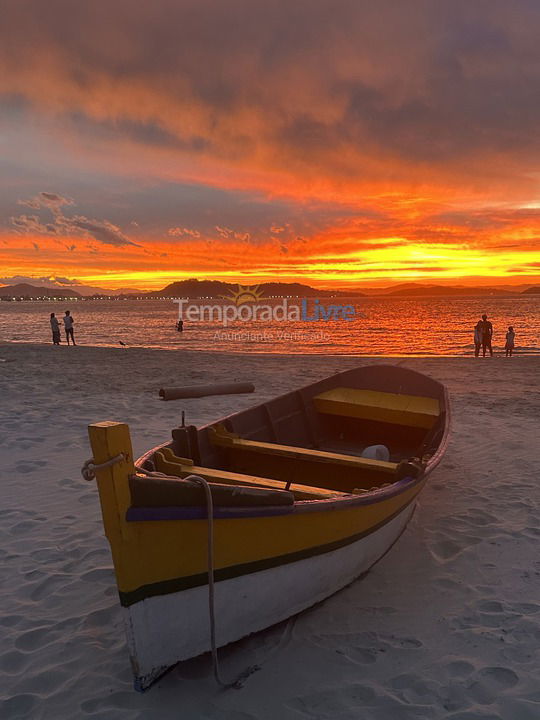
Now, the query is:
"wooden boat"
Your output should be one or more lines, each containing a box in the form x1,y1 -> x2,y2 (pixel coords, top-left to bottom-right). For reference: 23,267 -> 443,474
86,364 -> 449,690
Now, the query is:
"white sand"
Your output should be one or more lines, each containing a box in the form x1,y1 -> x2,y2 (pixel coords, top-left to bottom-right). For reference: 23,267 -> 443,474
1,344 -> 539,720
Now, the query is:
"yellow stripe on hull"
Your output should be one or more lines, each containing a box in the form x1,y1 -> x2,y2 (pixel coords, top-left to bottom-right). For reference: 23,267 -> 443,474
115,479 -> 425,596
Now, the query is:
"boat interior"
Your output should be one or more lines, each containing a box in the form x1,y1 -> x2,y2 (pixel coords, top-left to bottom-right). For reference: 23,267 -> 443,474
135,366 -> 447,507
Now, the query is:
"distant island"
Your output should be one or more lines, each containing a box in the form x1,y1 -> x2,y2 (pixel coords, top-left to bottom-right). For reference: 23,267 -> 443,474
1,279 -> 539,300
143,279 -> 365,299
0,283 -> 83,300
381,283 -> 518,297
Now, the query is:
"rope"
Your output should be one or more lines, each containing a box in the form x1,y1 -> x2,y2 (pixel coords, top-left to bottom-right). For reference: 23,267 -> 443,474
81,453 -> 126,482
135,466 -> 260,689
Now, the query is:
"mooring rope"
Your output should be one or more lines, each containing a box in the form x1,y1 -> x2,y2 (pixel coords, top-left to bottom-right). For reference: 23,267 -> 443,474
133,466 -> 261,689
81,453 -> 126,482
82,455 -> 271,689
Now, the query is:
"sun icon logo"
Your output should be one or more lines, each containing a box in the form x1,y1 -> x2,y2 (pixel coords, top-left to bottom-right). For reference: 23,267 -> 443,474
221,284 -> 265,306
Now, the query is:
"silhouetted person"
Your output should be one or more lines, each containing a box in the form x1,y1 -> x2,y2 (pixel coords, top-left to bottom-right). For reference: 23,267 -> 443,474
474,321 -> 482,357
50,312 -> 61,345
176,320 -> 184,332
478,314 -> 493,357
505,326 -> 515,357
63,310 -> 76,345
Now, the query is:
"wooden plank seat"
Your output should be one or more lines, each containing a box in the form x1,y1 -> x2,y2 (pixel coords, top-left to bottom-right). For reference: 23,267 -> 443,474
154,447 -> 344,501
313,387 -> 440,430
208,425 -> 398,476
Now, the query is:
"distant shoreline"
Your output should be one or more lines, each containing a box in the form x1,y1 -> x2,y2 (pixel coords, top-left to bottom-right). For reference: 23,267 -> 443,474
1,292 -> 539,302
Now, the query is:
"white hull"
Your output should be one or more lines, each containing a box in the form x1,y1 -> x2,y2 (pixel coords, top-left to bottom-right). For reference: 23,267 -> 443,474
123,502 -> 416,690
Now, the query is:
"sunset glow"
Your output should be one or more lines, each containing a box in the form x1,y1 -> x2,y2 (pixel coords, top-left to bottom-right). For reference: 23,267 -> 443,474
1,2 -> 539,291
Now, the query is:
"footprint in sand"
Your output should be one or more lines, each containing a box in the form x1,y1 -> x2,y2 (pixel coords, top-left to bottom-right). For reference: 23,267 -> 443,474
0,649 -> 28,674
449,598 -> 522,635
310,630 -> 422,666
58,477 -> 78,488
288,683 -> 377,717
14,460 -> 47,474
14,626 -> 59,652
390,673 -> 454,709
29,574 -> 71,601
1,694 -> 38,719
9,520 -> 43,535
466,665 -> 519,706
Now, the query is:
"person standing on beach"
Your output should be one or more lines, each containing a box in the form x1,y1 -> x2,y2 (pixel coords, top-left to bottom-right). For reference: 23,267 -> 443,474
474,321 -> 482,357
50,312 -> 61,345
505,326 -> 515,357
63,310 -> 76,345
478,314 -> 493,357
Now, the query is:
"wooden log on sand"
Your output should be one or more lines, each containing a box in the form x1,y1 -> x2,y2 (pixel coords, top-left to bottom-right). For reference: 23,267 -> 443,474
159,382 -> 255,400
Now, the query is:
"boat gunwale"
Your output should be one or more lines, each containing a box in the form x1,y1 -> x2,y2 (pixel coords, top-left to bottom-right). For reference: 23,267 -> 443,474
134,364 -> 450,520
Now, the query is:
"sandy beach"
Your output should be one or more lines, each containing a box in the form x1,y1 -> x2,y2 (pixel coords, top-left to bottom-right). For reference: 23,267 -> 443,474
1,344 -> 539,720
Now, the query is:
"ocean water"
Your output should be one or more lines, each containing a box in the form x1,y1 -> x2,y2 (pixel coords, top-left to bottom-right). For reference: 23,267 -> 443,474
1,296 -> 539,356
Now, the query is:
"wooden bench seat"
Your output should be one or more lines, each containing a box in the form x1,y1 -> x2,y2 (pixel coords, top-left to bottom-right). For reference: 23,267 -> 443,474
313,387 -> 439,430
154,448 -> 345,501
208,425 -> 398,476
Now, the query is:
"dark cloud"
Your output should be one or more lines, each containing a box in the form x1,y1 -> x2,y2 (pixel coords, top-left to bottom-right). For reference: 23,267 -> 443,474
66,216 -> 135,247
10,215 -> 58,235
428,207 -> 540,229
11,192 -> 138,247
0,274 -> 82,286
1,0 -> 539,180
20,192 -> 74,214
66,113 -> 212,153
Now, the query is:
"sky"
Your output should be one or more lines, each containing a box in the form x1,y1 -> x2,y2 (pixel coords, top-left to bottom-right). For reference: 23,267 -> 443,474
1,0 -> 539,291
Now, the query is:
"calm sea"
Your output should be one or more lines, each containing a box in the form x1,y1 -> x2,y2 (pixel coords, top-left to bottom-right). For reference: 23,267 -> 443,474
1,296 -> 538,356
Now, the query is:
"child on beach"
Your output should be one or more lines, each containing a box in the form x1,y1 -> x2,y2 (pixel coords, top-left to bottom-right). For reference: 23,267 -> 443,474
505,326 -> 515,357
50,313 -> 61,345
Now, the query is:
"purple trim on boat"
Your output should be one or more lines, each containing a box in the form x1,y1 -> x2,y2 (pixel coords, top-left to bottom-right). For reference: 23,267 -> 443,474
126,504 -> 295,521
125,476 -> 420,522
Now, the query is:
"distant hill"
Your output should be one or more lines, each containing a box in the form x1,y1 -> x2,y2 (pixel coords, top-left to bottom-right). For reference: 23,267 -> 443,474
365,282 -> 540,296
143,279 -> 365,298
0,283 -> 82,299
382,284 -> 516,297
522,286 -> 540,295
75,285 -> 143,296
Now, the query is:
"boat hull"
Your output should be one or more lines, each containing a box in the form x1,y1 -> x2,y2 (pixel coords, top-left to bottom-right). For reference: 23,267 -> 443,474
126,500 -> 417,690
86,364 -> 450,691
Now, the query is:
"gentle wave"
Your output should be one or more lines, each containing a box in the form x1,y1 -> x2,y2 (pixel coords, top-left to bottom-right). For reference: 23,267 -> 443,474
1,296 -> 539,356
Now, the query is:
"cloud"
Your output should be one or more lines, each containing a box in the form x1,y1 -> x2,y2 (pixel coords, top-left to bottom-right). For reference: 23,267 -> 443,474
168,227 -> 201,238
10,215 -> 58,235
1,0 -> 539,197
11,192 -> 138,247
65,216 -> 135,247
0,274 -> 81,287
19,192 -> 74,213
215,225 -> 251,242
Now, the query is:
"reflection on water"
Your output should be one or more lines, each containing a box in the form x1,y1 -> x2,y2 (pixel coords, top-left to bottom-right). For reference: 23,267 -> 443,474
1,296 -> 539,356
